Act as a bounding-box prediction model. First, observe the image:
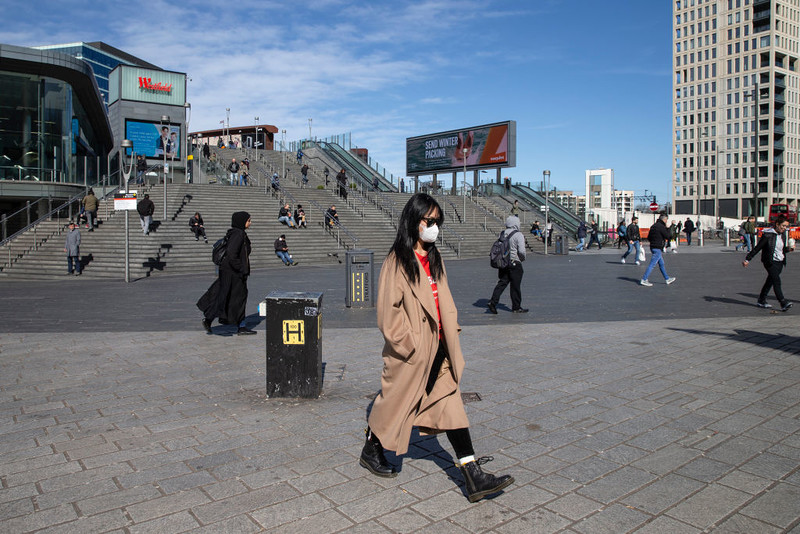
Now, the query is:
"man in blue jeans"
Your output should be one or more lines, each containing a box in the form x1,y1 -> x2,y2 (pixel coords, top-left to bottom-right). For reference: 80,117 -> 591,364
274,235 -> 298,266
641,213 -> 676,286
621,215 -> 641,264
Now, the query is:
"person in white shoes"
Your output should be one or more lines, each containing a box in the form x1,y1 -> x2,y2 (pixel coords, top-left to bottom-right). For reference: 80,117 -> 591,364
640,213 -> 676,286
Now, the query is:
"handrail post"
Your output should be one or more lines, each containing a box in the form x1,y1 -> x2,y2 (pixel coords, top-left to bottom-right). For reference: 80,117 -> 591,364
1,214 -> 5,240
26,201 -> 31,227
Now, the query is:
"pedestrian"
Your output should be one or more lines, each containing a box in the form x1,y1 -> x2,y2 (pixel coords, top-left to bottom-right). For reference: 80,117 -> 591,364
336,168 -> 348,199
242,157 -> 249,172
81,188 -> 99,231
586,219 -> 602,249
301,164 -> 309,187
510,200 -> 520,217
228,158 -> 240,186
64,221 -> 81,275
197,211 -> 256,335
487,215 -> 528,314
294,204 -> 307,228
615,220 -> 628,249
530,220 -> 540,238
274,234 -> 298,266
373,176 -> 379,191
360,193 -> 514,502
324,167 -> 330,186
271,172 -> 280,191
683,217 -> 695,246
621,215 -> 641,264
296,148 -> 303,164
668,220 -> 679,252
576,221 -> 587,251
136,155 -> 147,185
325,205 -> 339,227
504,176 -> 511,192
189,212 -> 208,242
743,215 -> 794,311
736,216 -> 756,252
278,203 -> 297,228
399,177 -> 405,193
137,193 -> 155,236
640,213 -> 677,286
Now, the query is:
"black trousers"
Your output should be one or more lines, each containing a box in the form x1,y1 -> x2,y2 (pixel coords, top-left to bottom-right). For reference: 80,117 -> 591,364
489,261 -> 524,310
759,262 -> 786,304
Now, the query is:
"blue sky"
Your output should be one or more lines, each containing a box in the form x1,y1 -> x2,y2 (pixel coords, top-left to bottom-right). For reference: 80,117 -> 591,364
2,0 -> 673,201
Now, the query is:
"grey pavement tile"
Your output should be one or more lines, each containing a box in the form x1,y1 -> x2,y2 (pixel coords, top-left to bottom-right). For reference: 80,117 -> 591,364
497,483 -> 557,514
36,478 -> 119,511
449,499 -> 520,532
572,503 -> 650,534
622,473 -> 705,515
2,459 -> 84,488
676,456 -> 735,483
188,514 -> 262,534
0,483 -> 38,506
126,510 -> 202,534
740,482 -> 800,529
666,483 -> 751,530
0,497 -> 34,521
265,508 -> 356,534
249,492 -> 334,530
34,509 -> 131,534
376,507 -> 433,533
75,484 -> 162,516
115,461 -> 193,490
286,468 -> 350,494
557,456 -> 620,485
739,451 -> 799,480
156,470 -> 218,494
767,443 -> 800,461
577,466 -> 657,504
548,444 -> 594,463
191,483 -> 300,524
706,435 -> 772,465
598,444 -> 649,465
545,493 -> 603,521
496,508 -> 572,533
533,473 -> 582,496
631,515 -> 701,533
714,513 -> 783,533
125,488 -> 210,523
632,443 -> 701,476
338,486 -> 420,523
717,469 -> 774,495
0,503 -> 78,533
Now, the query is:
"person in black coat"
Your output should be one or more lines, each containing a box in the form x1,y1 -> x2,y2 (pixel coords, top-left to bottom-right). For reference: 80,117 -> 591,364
197,211 -> 255,335
743,215 -> 794,311
640,213 -> 676,286
189,212 -> 207,242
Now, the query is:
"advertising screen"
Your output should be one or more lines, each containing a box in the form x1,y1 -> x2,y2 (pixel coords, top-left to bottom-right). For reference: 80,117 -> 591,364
125,120 -> 181,159
406,121 -> 515,175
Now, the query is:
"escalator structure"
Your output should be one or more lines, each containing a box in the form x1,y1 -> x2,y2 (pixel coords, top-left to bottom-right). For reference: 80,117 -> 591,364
314,141 -> 395,192
481,183 -> 582,239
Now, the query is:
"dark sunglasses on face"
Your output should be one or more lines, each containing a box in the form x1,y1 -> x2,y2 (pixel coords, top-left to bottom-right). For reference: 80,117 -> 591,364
422,217 -> 442,227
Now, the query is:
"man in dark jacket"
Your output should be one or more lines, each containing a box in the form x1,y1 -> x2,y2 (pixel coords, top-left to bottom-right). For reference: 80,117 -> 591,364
621,215 -> 641,264
197,211 -> 255,335
136,155 -> 147,185
743,215 -> 794,311
137,194 -> 155,235
683,217 -> 696,246
189,212 -> 208,242
641,213 -> 676,286
586,219 -> 602,249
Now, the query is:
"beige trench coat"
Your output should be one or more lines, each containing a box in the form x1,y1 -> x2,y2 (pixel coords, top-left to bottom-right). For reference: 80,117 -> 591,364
368,252 -> 469,455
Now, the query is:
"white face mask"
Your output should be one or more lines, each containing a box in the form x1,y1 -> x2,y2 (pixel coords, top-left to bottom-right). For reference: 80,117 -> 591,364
419,223 -> 439,243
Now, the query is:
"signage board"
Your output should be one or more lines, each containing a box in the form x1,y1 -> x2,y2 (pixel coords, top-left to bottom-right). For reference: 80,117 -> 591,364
125,120 -> 181,159
114,191 -> 137,211
406,121 -> 516,175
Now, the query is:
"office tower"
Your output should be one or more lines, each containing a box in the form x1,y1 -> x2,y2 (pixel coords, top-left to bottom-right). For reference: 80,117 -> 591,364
672,0 -> 799,220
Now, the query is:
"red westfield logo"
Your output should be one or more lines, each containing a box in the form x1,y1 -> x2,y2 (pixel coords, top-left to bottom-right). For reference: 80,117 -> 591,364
138,77 -> 172,94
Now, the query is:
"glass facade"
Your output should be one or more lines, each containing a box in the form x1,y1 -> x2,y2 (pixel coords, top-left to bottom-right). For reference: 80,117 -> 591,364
0,71 -> 107,185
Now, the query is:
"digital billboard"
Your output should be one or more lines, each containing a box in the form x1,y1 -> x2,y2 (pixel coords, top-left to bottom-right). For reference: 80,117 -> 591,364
406,121 -> 516,175
125,120 -> 181,159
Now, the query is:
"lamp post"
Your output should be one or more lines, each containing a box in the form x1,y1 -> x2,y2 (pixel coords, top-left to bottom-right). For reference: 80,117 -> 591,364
226,108 -> 231,145
120,139 -> 134,283
308,118 -> 312,140
184,102 -> 191,183
254,116 -> 259,162
281,129 -> 286,180
543,170 -> 551,255
462,147 -> 468,221
160,115 -> 170,219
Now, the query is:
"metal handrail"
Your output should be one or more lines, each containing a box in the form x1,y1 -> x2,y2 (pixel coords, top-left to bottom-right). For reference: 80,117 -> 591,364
439,225 -> 464,257
305,198 -> 359,249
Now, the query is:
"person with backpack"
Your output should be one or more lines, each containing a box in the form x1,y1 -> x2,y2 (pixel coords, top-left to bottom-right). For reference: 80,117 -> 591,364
136,193 -> 155,236
615,220 -> 628,249
197,211 -> 255,335
81,188 -> 99,231
487,215 -> 528,314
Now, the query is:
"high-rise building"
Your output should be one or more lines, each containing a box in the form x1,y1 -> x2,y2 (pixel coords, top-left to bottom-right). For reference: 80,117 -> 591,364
672,0 -> 800,220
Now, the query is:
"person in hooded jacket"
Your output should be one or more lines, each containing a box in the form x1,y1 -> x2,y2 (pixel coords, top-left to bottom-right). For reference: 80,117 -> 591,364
361,193 -> 514,503
197,211 -> 255,335
743,214 -> 794,311
576,221 -> 587,251
487,215 -> 528,313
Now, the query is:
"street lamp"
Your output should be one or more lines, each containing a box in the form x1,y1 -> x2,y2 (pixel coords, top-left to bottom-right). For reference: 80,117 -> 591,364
120,139 -> 134,283
254,116 -> 260,162
308,118 -> 312,140
543,170 -> 551,255
160,115 -> 170,219
184,102 -> 191,183
281,129 -> 286,180
226,108 -> 231,145
462,147 -> 468,222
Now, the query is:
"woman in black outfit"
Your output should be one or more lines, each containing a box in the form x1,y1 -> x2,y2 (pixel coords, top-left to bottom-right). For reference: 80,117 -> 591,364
743,214 -> 794,311
197,211 -> 256,335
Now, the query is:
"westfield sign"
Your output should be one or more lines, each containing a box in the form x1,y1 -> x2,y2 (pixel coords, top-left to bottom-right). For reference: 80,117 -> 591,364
138,77 -> 172,94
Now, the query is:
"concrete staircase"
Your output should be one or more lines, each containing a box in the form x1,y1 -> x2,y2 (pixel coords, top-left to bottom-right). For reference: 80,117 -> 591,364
1,151 -> 568,280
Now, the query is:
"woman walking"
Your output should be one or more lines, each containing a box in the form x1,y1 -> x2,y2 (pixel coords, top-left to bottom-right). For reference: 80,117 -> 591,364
743,215 -> 794,311
360,193 -> 513,502
197,211 -> 256,335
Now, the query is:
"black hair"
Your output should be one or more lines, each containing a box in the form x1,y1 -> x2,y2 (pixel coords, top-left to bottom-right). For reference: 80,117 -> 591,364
774,214 -> 789,226
389,193 -> 443,284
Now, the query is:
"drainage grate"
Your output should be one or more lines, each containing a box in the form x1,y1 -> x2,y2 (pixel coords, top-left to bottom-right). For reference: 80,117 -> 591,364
461,392 -> 482,403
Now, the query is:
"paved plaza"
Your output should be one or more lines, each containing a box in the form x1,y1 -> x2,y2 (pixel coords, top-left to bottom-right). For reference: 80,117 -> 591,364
1,245 -> 800,532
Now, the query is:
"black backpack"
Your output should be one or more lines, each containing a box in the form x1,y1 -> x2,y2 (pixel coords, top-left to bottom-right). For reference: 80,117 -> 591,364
489,229 -> 518,269
211,235 -> 229,265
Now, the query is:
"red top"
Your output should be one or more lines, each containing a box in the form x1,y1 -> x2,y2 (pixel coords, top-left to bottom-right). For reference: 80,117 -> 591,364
416,252 -> 442,338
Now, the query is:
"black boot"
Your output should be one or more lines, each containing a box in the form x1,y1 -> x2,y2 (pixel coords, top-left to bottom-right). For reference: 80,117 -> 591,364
359,434 -> 398,478
458,457 -> 514,502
